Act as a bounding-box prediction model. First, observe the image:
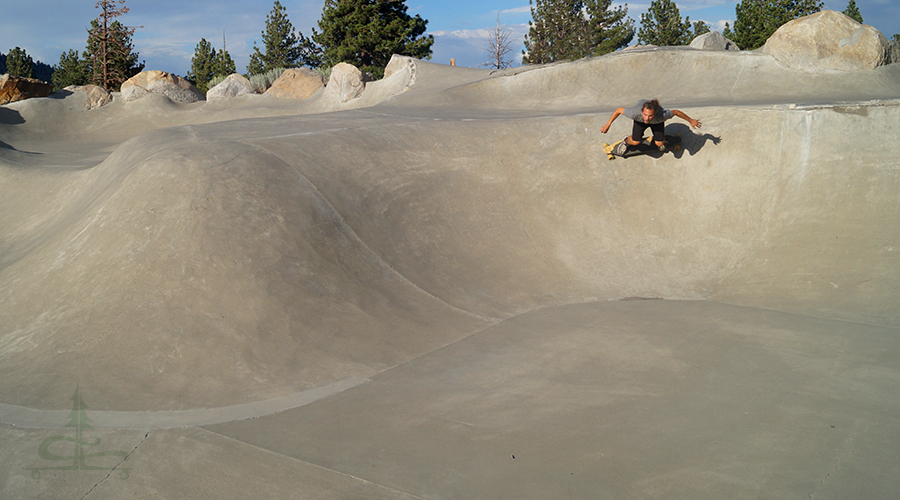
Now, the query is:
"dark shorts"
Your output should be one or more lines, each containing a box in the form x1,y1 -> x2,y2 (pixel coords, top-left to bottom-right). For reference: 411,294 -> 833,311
631,120 -> 665,143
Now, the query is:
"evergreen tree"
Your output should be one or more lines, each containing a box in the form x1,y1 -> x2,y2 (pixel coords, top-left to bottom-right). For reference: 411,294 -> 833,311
188,38 -> 236,92
523,0 -> 589,64
842,0 -> 863,23
247,1 -> 317,75
187,38 -> 217,92
638,0 -> 693,46
216,48 -> 236,77
52,49 -> 88,90
33,60 -> 54,83
84,1 -> 144,90
314,0 -> 433,79
729,0 -> 823,50
6,47 -> 34,78
691,20 -> 710,39
585,0 -> 635,56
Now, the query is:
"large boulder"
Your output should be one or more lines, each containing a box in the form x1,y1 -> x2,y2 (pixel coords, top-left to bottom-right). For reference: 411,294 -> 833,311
762,10 -> 898,71
206,73 -> 255,100
65,84 -> 113,109
691,31 -> 740,51
384,54 -> 418,88
0,75 -> 53,105
264,68 -> 325,100
121,70 -> 205,103
323,62 -> 366,103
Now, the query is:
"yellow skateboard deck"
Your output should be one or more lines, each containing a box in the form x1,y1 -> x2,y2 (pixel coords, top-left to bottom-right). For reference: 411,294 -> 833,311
602,134 -> 681,160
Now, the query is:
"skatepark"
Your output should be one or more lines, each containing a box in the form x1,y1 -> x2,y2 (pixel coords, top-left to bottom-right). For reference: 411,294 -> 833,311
2,14 -> 900,499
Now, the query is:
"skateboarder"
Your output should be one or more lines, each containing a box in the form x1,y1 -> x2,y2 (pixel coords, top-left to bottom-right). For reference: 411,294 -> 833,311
600,99 -> 701,155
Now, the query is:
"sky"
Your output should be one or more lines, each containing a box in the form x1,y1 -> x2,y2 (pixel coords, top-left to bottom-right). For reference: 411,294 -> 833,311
2,0 -> 898,77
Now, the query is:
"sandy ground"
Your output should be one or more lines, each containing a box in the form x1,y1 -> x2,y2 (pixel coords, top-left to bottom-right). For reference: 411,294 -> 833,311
1,48 -> 899,498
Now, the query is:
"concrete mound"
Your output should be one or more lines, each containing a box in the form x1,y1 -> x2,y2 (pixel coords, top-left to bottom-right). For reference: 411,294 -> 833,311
1,47 -> 899,414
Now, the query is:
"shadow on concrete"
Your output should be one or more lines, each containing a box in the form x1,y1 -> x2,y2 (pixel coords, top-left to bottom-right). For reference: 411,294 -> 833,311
0,107 -> 25,125
666,122 -> 722,157
48,89 -> 74,100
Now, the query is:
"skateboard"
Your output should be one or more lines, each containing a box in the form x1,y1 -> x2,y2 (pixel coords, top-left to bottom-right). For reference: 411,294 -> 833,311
603,133 -> 682,160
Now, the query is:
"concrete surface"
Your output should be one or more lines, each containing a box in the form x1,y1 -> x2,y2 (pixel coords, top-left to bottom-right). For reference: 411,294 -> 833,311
1,46 -> 899,498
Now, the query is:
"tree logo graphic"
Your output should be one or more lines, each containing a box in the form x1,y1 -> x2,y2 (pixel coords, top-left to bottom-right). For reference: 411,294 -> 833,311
28,386 -> 131,480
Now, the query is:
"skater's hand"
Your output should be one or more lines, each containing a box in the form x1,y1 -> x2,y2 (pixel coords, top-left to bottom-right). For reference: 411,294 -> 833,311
600,123 -> 610,134
690,118 -> 702,129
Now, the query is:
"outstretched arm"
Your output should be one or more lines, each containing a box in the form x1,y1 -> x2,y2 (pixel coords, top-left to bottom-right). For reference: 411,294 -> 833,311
673,109 -> 701,129
600,107 -> 625,134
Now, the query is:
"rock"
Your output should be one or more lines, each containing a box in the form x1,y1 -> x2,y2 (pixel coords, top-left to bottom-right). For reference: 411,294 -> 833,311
206,74 -> 255,100
384,54 -> 418,89
66,84 -> 113,109
0,74 -> 53,105
691,31 -> 740,51
762,10 -> 898,72
121,70 -> 205,103
323,62 -> 366,103
264,68 -> 325,100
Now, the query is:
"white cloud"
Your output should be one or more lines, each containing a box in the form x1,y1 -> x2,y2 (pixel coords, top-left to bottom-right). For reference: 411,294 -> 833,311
501,6 -> 533,15
431,29 -> 492,40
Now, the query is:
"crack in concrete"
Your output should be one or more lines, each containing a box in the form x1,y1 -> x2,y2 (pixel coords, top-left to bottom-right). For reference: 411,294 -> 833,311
79,431 -> 150,500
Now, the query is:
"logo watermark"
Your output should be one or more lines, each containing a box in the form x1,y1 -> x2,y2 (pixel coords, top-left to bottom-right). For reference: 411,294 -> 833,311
28,386 -> 132,480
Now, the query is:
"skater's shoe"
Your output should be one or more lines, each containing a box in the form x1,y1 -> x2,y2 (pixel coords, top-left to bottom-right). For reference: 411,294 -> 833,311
612,137 -> 630,156
657,141 -> 669,152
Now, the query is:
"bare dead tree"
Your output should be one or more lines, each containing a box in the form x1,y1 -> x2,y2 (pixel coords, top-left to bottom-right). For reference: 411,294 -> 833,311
481,14 -> 515,70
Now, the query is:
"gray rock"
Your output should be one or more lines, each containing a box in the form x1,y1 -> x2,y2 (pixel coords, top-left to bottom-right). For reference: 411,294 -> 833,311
762,10 -> 898,71
691,31 -> 740,51
121,70 -> 205,103
66,84 -> 113,109
207,74 -> 255,100
384,55 -> 418,89
323,62 -> 365,103
264,68 -> 324,100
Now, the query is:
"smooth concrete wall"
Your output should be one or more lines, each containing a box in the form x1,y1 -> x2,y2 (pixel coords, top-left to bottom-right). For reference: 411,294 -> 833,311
256,103 -> 899,326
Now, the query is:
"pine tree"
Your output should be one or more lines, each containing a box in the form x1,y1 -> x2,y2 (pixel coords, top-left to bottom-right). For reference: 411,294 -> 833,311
52,49 -> 88,90
187,38 -> 218,92
691,20 -> 710,39
216,49 -> 236,77
314,0 -> 433,79
585,0 -> 635,56
729,0 -> 823,50
637,0 -> 692,46
842,0 -> 863,23
6,47 -> 34,78
84,1 -> 144,90
247,1 -> 317,75
523,0 -> 589,64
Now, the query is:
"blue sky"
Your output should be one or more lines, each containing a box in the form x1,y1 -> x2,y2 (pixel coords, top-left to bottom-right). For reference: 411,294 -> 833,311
2,1 -> 898,76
